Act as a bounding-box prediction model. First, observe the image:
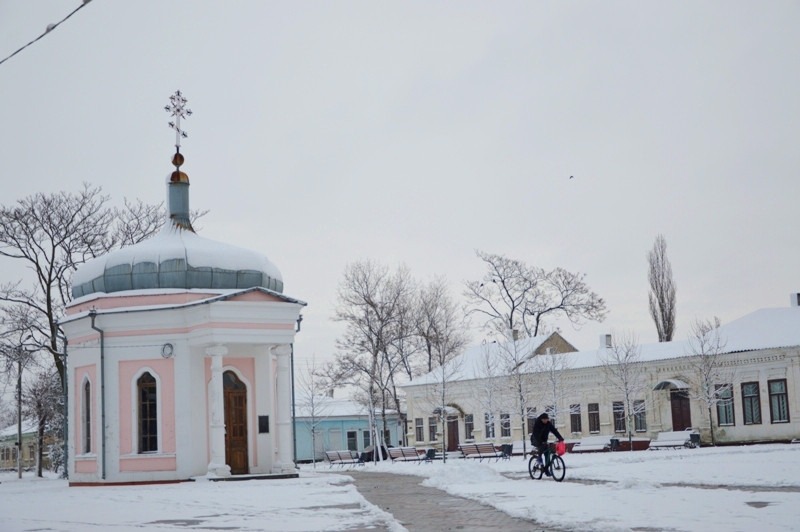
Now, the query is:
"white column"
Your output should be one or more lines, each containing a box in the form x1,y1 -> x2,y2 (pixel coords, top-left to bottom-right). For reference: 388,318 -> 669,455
206,345 -> 231,477
272,344 -> 294,474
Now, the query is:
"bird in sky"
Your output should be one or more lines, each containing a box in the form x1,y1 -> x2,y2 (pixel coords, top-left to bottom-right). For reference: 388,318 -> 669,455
569,175 -> 574,179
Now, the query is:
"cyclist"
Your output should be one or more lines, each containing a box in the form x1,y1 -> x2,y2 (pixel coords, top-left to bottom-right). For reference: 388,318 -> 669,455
530,412 -> 564,476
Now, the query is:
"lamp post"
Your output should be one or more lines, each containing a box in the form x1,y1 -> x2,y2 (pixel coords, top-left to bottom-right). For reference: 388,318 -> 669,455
16,349 -> 22,479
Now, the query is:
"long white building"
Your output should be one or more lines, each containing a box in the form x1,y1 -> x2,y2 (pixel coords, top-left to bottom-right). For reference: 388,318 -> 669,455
402,297 -> 800,450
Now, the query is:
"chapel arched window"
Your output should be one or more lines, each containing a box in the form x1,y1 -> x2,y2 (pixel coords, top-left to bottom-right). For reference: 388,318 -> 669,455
83,380 -> 91,454
137,372 -> 158,453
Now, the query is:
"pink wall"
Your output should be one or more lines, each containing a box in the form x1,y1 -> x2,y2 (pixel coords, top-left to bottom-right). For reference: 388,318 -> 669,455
119,455 -> 177,472
74,365 -> 96,457
205,357 -> 258,468
119,359 -> 176,456
69,322 -> 293,345
75,458 -> 97,474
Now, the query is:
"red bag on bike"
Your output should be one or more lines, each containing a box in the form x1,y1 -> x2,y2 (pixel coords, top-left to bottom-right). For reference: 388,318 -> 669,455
555,441 -> 566,456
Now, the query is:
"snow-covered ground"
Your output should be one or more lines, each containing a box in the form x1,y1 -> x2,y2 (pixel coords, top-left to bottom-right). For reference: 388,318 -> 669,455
322,444 -> 800,532
0,471 -> 402,532
2,445 -> 796,532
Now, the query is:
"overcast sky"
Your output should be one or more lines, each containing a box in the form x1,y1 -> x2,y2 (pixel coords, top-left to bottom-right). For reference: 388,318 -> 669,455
1,1 -> 799,371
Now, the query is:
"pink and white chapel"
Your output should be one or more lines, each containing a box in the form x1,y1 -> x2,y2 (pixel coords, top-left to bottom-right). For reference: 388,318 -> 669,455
61,92 -> 305,485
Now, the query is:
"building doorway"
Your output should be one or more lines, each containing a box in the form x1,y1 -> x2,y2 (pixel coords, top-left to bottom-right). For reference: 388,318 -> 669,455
446,416 -> 459,452
223,371 -> 248,475
670,390 -> 692,431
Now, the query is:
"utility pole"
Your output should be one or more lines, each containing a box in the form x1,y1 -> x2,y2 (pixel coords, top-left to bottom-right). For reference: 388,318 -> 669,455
17,353 -> 22,479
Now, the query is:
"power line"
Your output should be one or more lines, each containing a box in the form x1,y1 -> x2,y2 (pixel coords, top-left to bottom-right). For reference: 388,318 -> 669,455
0,1 -> 93,68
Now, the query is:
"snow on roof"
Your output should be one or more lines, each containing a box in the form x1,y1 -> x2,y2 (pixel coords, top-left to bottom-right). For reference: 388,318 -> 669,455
60,286 -> 306,325
0,419 -> 38,439
295,396 -> 399,419
403,335 -> 554,387
72,224 -> 284,299
403,305 -> 800,388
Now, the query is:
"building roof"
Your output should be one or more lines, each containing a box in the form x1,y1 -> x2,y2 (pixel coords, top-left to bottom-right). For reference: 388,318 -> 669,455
0,419 -> 38,439
403,303 -> 800,388
295,396 -> 399,419
72,225 -> 284,299
403,334 -> 559,387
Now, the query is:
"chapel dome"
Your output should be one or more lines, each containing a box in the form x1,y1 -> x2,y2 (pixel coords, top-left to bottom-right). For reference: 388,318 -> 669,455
71,225 -> 284,299
71,148 -> 283,299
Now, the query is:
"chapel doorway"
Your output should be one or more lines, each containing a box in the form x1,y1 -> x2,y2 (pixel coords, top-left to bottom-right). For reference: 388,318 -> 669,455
446,416 -> 460,452
670,390 -> 692,432
223,371 -> 248,475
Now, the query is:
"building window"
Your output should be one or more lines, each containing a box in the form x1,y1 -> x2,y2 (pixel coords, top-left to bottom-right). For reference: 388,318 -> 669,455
716,385 -> 735,426
414,418 -> 424,442
137,372 -> 158,453
12,447 -> 17,461
346,430 -> 358,451
28,444 -> 35,460
634,400 -> 647,432
768,379 -> 790,423
613,402 -> 626,433
569,404 -> 581,433
484,413 -> 495,439
384,429 -> 391,446
526,407 -> 537,436
465,414 -> 474,440
83,380 -> 92,454
500,413 -> 511,437
362,428 -> 371,448
546,405 -> 556,425
588,403 -> 600,433
742,382 -> 762,425
428,417 -> 437,442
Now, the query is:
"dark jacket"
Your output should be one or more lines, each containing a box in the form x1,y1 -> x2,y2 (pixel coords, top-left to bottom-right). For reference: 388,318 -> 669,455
530,413 -> 564,445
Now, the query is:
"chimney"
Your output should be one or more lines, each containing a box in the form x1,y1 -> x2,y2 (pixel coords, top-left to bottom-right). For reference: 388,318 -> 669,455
791,293 -> 800,308
327,388 -> 334,398
512,329 -> 520,341
600,334 -> 612,349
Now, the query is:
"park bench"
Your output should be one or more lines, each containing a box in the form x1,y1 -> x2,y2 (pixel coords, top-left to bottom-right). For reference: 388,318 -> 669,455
458,443 -> 504,461
570,436 -> 612,453
649,430 -> 700,450
325,450 -> 364,468
388,447 -> 430,464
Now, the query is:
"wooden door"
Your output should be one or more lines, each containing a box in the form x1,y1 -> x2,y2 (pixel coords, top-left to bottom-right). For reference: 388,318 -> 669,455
670,390 -> 692,431
223,371 -> 248,475
446,417 -> 459,452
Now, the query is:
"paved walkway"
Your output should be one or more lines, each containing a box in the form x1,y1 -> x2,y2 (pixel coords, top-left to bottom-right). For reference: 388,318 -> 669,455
340,470 -> 557,532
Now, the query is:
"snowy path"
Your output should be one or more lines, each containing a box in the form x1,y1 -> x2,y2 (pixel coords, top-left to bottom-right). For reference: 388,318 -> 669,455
339,444 -> 800,531
340,469 -> 560,531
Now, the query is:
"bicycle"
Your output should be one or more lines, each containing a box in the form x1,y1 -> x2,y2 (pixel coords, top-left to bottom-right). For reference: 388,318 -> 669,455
528,446 -> 566,482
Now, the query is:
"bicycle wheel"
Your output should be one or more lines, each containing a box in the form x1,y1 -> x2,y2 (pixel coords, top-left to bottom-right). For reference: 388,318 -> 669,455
549,455 -> 566,482
528,455 -> 543,480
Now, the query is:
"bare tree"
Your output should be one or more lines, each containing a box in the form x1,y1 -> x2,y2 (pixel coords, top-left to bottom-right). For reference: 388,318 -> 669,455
494,336 -> 541,458
23,369 -> 61,477
0,184 -> 208,384
472,343 -> 507,445
464,250 -> 606,338
416,276 -> 470,374
418,291 -> 468,463
295,357 -> 333,468
328,260 -> 415,442
648,235 -> 677,342
600,331 -> 649,451
531,349 -> 577,434
685,317 -> 733,446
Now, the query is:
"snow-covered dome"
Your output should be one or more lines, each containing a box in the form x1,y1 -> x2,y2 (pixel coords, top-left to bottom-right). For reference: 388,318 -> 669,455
71,152 -> 283,299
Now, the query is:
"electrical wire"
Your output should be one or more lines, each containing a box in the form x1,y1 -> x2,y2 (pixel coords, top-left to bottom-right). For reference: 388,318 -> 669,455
0,1 -> 93,68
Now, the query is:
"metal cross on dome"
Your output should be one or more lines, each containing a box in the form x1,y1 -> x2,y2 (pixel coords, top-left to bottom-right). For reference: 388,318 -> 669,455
165,90 -> 192,150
